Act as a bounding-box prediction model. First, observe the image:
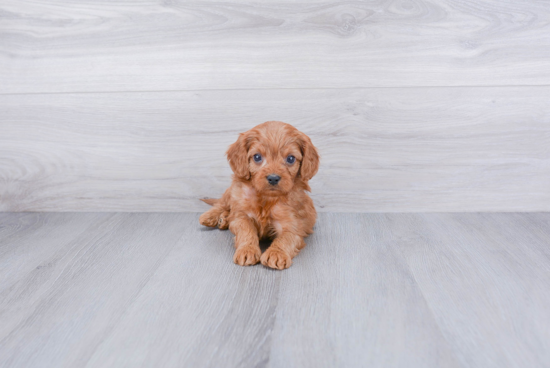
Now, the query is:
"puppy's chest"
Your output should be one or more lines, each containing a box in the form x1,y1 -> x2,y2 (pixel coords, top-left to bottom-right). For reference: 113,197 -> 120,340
248,199 -> 282,238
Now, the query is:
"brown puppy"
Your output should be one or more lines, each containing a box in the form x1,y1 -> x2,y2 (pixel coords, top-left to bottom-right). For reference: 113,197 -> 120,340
199,121 -> 319,270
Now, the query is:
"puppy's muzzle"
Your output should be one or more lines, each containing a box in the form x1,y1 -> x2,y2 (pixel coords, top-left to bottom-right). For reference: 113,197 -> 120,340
267,174 -> 281,186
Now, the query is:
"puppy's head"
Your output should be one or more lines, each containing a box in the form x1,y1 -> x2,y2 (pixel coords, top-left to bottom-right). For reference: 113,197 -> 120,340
227,121 -> 319,196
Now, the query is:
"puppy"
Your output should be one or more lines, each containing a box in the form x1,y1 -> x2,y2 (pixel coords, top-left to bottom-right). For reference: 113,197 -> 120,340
199,121 -> 319,270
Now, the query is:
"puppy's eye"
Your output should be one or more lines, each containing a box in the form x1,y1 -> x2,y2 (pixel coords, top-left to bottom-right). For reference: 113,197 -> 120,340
253,153 -> 262,163
286,155 -> 296,164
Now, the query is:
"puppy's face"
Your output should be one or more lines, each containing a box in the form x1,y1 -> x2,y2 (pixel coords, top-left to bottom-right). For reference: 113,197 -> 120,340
227,121 -> 319,196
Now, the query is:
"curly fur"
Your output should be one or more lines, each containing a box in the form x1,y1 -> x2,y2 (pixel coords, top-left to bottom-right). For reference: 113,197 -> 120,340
199,121 -> 319,270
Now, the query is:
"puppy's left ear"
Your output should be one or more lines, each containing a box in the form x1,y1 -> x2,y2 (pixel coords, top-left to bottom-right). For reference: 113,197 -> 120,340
299,133 -> 320,181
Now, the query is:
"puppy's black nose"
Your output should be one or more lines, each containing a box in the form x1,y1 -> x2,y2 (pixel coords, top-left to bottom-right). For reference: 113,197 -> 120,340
267,174 -> 281,186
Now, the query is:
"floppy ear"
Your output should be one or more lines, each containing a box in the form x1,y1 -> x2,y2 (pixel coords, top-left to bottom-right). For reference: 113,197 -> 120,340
226,132 -> 251,180
299,133 -> 320,181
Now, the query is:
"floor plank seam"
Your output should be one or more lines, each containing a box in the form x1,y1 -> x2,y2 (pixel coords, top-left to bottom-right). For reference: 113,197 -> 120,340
84,214 -> 198,366
399,257 -> 467,368
2,84 -> 550,97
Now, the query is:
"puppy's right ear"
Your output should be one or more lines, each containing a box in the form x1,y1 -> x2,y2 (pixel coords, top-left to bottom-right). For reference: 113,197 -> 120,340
226,132 -> 251,180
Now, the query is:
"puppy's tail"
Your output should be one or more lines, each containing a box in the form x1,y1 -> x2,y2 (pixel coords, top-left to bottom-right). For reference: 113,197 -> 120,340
200,198 -> 219,206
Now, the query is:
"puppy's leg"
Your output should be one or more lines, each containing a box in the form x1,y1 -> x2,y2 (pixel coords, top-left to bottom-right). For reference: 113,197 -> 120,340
199,188 -> 231,228
261,232 -> 304,270
230,217 -> 261,266
199,205 -> 226,228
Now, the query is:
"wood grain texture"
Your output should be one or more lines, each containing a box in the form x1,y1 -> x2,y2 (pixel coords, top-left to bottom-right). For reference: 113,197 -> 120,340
268,213 -> 461,368
0,213 -> 190,368
2,0 -> 550,93
1,212 -> 549,367
1,87 -> 549,212
391,213 -> 550,367
85,218 -> 281,368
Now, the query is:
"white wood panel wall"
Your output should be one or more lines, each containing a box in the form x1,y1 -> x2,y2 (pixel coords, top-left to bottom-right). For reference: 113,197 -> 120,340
1,0 -> 549,212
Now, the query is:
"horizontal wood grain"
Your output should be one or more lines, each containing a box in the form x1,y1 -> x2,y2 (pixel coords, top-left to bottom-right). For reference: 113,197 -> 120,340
1,87 -> 549,212
1,212 -> 550,367
1,0 -> 550,93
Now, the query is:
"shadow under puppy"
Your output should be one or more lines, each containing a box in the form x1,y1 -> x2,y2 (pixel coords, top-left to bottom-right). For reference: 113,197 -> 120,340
200,121 -> 320,270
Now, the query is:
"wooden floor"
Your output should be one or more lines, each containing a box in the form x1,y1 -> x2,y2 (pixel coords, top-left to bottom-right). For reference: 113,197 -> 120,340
1,212 -> 549,368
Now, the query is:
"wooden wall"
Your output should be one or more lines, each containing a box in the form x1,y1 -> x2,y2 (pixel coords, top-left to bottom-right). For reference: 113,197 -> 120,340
1,0 -> 549,212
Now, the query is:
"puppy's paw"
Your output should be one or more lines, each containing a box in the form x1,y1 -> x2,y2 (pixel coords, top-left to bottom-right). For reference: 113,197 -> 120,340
199,211 -> 219,227
218,211 -> 230,230
234,246 -> 261,266
261,247 -> 292,270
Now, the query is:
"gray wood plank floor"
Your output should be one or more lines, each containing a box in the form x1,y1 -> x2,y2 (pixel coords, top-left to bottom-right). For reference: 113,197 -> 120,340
1,212 -> 549,368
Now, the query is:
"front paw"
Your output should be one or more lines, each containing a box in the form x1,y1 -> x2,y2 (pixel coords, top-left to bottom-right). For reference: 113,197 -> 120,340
233,246 -> 261,266
261,247 -> 292,270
